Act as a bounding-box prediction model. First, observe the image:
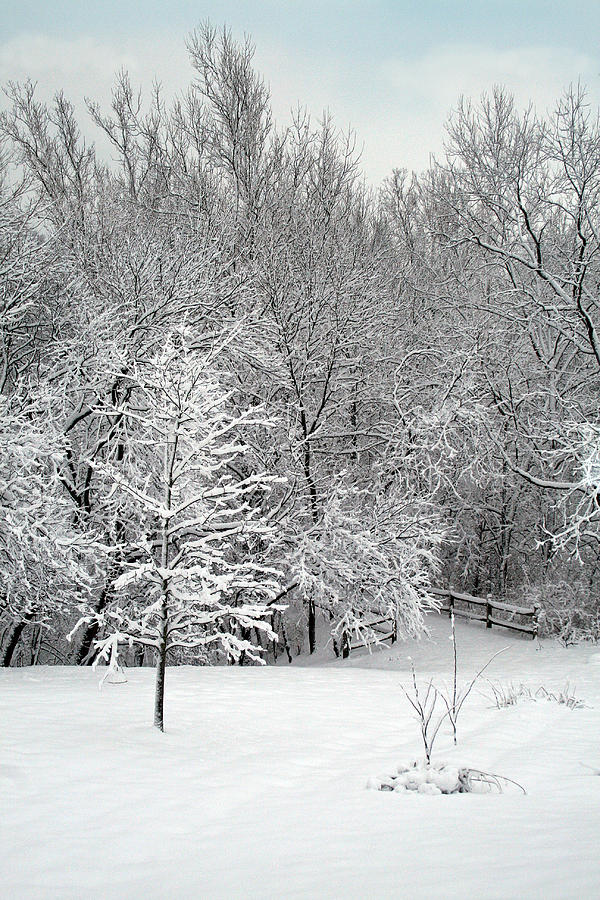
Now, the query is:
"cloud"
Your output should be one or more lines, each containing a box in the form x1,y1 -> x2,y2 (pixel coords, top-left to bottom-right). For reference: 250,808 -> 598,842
260,42 -> 600,181
0,32 -> 189,100
384,44 -> 599,114
376,45 -> 600,174
1,34 -> 598,185
0,32 -> 192,164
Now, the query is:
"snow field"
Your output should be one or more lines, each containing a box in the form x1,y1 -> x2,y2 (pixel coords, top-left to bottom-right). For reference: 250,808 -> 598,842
1,616 -> 600,899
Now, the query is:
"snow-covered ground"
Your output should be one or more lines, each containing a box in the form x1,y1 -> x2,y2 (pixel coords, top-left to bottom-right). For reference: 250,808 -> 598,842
2,615 -> 600,899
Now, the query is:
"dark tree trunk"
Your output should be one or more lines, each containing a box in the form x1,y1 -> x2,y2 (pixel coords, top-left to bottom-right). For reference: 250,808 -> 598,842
77,584 -> 111,665
154,645 -> 167,732
268,583 -> 296,664
238,625 -> 251,666
281,620 -> 293,664
300,420 -> 319,655
77,436 -> 127,665
154,612 -> 168,732
31,626 -> 43,665
308,599 -> 316,656
2,620 -> 28,667
330,610 -> 339,657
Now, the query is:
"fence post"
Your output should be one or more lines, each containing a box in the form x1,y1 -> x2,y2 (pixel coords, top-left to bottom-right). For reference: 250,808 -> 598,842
449,593 -> 455,619
486,594 -> 493,629
391,617 -> 397,645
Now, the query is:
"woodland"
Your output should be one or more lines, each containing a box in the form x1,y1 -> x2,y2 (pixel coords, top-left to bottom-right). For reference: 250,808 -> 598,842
1,25 -> 600,728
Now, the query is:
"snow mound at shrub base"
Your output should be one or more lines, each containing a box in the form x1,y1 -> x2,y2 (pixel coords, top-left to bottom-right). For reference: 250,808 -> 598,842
367,760 -> 524,794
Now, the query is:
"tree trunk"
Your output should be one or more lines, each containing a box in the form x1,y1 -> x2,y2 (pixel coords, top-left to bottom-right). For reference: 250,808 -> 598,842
154,601 -> 168,732
154,428 -> 176,731
300,422 -> 319,655
31,626 -> 43,665
330,610 -> 339,657
308,599 -> 316,656
2,620 -> 28,667
238,625 -> 251,665
279,614 -> 293,664
78,442 -> 126,666
77,583 -> 111,665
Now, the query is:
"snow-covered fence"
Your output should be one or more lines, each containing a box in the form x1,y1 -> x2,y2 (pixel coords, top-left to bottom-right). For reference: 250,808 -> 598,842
430,588 -> 540,639
341,617 -> 397,658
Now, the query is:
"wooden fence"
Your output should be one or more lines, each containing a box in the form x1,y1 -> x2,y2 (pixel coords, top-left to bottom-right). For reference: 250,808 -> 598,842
341,616 -> 397,658
339,588 -> 540,657
430,587 -> 540,639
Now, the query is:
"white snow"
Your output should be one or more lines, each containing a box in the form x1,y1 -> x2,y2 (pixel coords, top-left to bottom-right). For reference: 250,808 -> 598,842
1,615 -> 600,899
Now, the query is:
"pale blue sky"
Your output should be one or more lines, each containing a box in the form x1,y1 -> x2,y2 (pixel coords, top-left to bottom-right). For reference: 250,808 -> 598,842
2,1 -> 599,182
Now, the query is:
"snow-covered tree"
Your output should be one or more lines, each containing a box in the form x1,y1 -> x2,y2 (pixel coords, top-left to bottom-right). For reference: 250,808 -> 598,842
74,338 -> 285,730
0,393 -> 95,665
439,86 -> 600,567
293,463 -> 443,654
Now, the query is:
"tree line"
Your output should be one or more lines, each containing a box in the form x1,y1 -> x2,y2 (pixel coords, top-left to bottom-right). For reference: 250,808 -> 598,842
1,26 -> 599,699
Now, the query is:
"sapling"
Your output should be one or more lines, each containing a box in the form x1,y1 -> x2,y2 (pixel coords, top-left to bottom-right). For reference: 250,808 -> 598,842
401,613 -> 508,761
70,339 -> 286,730
377,625 -> 522,796
401,662 -> 442,765
439,611 -> 508,745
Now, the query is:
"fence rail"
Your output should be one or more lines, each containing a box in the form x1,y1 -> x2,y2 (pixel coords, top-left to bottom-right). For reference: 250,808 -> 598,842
430,588 -> 540,639
340,617 -> 397,658
339,588 -> 540,658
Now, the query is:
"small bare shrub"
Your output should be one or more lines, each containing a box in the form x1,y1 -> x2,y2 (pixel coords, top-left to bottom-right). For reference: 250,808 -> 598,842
486,680 -> 587,709
535,683 -> 587,709
376,617 -> 521,797
486,681 -> 533,708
